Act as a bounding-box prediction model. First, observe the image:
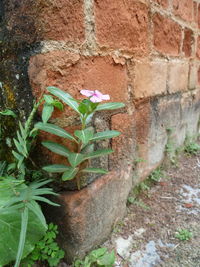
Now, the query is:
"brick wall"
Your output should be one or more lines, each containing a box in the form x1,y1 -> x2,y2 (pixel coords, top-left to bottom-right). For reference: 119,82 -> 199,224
27,0 -> 200,180
2,0 -> 200,261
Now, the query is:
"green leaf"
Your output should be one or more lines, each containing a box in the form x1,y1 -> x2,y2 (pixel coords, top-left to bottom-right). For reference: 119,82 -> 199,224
62,167 -> 79,181
0,109 -> 17,118
89,248 -> 107,258
42,104 -> 54,123
81,168 -> 108,174
67,153 -> 85,167
97,250 -> 115,266
74,128 -> 94,146
13,138 -> 27,157
43,164 -> 71,173
0,181 -> 47,266
44,94 -> 54,104
47,86 -> 80,113
78,102 -> 89,114
91,130 -> 120,142
26,202 -> 46,229
19,122 -> 26,139
15,207 -> 29,267
85,148 -> 113,160
35,122 -> 77,142
42,141 -> 71,157
96,102 -> 125,111
12,150 -> 24,163
52,100 -> 64,111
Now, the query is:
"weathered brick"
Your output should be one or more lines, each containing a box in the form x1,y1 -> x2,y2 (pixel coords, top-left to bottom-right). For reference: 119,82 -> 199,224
111,114 -> 135,168
173,0 -> 193,22
4,0 -> 40,44
198,66 -> 200,85
94,0 -> 149,55
4,0 -> 85,43
134,99 -> 151,144
189,62 -> 198,89
38,0 -> 85,42
28,51 -> 129,103
152,0 -> 168,8
196,36 -> 200,59
182,28 -> 194,57
153,13 -> 182,56
168,61 -> 189,93
132,60 -> 168,99
45,168 -> 132,261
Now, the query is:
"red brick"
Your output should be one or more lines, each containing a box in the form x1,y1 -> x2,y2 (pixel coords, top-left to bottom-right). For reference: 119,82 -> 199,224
4,0 -> 85,43
196,36 -> 200,59
198,4 -> 200,28
193,1 -> 198,25
132,60 -> 168,99
28,51 -> 129,103
38,0 -> 85,42
182,28 -> 194,57
152,0 -> 168,8
153,13 -> 182,56
94,0 -> 149,55
173,0 -> 193,22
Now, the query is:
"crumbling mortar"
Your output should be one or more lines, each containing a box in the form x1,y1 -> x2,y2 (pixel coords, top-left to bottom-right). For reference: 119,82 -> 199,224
83,0 -> 98,55
151,2 -> 199,32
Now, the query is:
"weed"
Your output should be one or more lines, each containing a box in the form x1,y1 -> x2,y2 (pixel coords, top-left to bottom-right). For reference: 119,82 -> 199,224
127,197 -> 150,211
73,247 -> 115,267
149,168 -> 164,182
184,141 -> 200,155
22,223 -> 64,266
165,127 -> 177,165
175,229 -> 193,241
112,221 -> 124,234
134,157 -> 146,164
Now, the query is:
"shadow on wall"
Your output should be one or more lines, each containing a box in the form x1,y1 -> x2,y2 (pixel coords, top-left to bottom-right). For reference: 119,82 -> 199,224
0,0 -> 43,160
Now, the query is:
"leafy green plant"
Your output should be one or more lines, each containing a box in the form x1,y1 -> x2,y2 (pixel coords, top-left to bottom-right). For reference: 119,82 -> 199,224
134,157 -> 146,164
0,178 -> 59,267
22,223 -> 64,266
74,247 -> 115,267
175,229 -> 193,241
184,140 -> 200,155
149,168 -> 164,182
127,197 -> 150,211
165,127 -> 177,164
0,104 -> 60,267
35,87 -> 125,189
0,108 -> 17,118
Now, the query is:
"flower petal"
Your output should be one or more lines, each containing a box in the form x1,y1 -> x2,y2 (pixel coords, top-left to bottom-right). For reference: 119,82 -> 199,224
90,95 -> 102,103
94,90 -> 103,97
80,90 -> 94,97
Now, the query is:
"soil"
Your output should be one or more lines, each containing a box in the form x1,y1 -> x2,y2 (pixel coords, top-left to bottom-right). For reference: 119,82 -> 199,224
103,151 -> 200,267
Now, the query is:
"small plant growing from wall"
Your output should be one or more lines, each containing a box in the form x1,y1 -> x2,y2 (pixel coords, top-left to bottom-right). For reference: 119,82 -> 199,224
0,104 -> 63,267
35,87 -> 125,189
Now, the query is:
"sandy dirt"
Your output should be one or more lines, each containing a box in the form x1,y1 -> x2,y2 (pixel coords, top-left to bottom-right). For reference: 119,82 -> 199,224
103,151 -> 200,267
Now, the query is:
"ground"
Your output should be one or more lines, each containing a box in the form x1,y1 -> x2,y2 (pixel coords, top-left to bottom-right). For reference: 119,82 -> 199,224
102,151 -> 200,267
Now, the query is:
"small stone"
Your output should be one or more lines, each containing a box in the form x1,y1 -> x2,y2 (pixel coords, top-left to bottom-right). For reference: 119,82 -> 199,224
115,236 -> 133,259
184,203 -> 194,208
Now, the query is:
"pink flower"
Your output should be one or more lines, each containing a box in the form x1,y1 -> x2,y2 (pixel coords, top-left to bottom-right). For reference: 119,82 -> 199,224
80,90 -> 110,103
